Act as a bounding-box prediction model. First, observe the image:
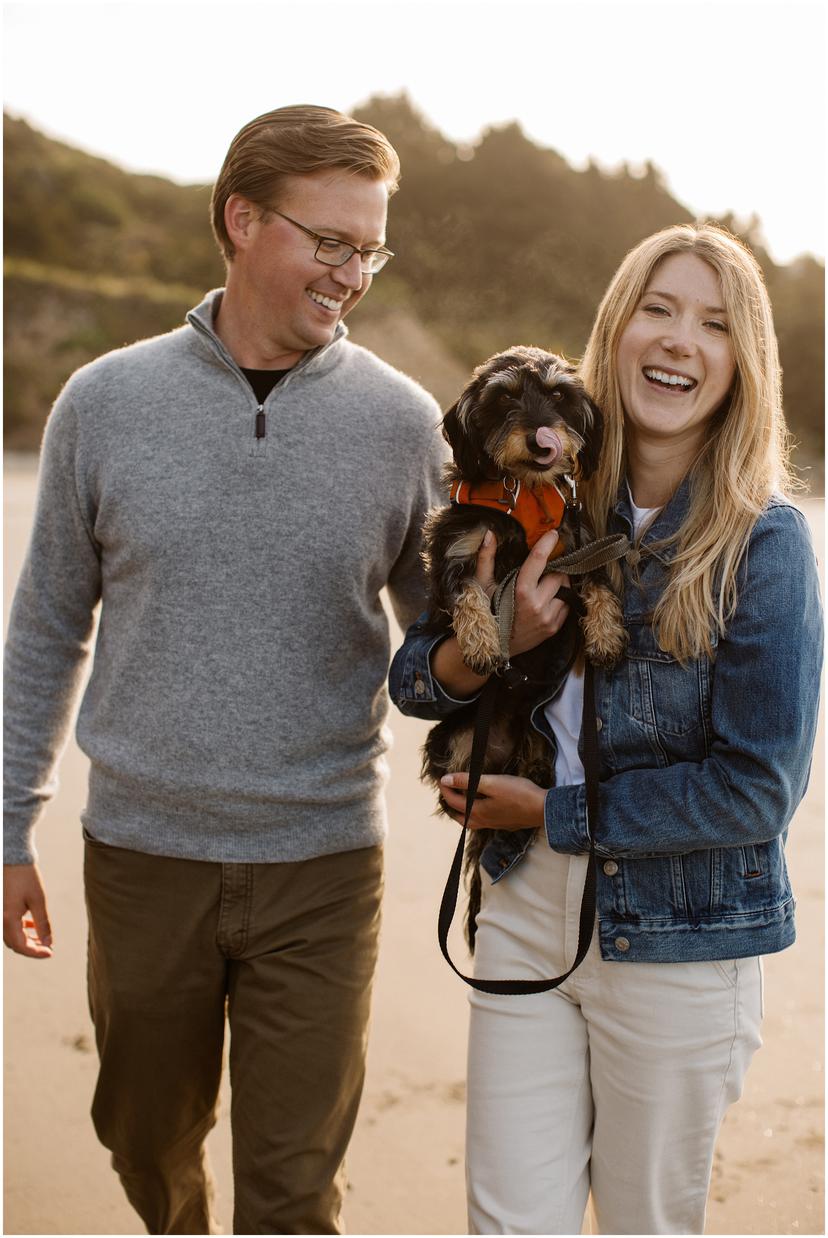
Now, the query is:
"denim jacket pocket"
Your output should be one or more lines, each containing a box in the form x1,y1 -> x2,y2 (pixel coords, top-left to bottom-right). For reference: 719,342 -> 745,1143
621,622 -> 714,765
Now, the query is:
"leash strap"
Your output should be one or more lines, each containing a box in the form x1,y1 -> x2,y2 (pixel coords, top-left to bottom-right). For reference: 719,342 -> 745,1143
437,661 -> 599,995
435,531 -> 626,994
551,532 -> 629,575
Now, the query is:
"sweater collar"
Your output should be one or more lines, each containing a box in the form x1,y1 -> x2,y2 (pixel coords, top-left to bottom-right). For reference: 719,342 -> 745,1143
186,288 -> 348,380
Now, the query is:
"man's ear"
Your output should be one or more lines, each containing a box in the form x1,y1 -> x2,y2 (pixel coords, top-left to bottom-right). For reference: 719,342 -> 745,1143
224,194 -> 260,254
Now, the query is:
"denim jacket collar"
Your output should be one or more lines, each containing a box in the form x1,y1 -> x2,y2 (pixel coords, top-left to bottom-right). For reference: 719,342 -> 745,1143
613,473 -> 692,565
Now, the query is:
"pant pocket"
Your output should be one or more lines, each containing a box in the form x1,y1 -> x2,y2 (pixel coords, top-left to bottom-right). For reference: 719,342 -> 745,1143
710,958 -> 739,989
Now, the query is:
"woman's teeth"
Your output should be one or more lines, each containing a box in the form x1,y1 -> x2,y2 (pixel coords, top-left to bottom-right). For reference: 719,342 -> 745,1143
643,368 -> 695,389
308,290 -> 341,311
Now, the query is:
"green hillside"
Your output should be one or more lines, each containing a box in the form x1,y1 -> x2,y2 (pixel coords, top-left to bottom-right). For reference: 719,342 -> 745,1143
4,101 -> 823,488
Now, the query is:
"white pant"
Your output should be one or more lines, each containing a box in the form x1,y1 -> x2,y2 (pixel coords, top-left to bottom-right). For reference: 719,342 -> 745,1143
466,840 -> 763,1235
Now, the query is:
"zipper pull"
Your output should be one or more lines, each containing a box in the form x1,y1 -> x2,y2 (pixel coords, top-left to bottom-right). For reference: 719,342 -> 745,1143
255,405 -> 266,439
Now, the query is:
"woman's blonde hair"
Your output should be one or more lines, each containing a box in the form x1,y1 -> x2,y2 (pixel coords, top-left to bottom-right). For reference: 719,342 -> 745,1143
580,222 -> 795,661
211,105 -> 400,261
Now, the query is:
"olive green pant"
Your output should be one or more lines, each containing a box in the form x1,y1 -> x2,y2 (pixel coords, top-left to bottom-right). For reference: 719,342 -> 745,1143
84,835 -> 384,1235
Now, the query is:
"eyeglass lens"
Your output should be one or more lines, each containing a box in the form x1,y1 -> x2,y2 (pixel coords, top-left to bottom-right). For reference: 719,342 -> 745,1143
315,237 -> 390,273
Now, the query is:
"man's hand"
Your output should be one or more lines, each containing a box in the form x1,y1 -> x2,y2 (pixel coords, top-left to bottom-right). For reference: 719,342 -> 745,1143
474,526 -> 571,657
440,772 -> 547,831
3,864 -> 53,959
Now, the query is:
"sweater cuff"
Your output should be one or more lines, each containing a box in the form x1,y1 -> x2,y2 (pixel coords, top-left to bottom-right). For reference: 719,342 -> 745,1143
3,823 -> 37,866
544,783 -> 590,854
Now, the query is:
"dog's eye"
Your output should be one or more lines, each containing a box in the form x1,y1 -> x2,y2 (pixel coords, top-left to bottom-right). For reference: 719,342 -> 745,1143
550,390 -> 563,401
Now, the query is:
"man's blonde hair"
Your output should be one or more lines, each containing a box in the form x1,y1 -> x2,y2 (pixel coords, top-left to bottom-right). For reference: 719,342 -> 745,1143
211,105 -> 400,261
580,222 -> 795,661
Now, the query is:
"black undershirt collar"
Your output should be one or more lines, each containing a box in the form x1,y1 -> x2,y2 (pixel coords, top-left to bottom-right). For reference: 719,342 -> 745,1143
240,367 -> 289,404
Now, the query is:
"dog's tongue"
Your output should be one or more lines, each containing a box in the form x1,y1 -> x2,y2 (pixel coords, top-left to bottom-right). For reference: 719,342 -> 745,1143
534,427 -> 563,463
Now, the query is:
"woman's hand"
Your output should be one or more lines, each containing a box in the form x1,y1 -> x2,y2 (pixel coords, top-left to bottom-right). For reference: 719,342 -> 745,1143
475,526 -> 571,657
430,526 -> 572,699
440,772 -> 547,831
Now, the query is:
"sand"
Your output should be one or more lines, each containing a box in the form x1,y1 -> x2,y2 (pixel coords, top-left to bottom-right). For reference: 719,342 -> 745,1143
3,454 -> 823,1235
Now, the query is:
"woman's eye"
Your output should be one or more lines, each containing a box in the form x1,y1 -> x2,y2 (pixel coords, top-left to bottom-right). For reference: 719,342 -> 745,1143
643,304 -> 669,316
706,319 -> 729,334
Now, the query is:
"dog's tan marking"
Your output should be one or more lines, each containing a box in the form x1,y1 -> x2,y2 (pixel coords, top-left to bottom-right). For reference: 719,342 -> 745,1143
491,424 -> 583,484
447,719 -> 526,776
579,396 -> 596,429
445,525 -> 488,559
541,361 -> 570,388
454,392 -> 475,431
515,727 -> 556,784
483,368 -> 522,394
581,580 -> 628,667
452,581 -> 501,675
446,726 -> 474,773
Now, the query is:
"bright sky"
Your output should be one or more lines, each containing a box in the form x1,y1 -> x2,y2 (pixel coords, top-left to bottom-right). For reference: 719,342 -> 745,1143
3,0 -> 825,265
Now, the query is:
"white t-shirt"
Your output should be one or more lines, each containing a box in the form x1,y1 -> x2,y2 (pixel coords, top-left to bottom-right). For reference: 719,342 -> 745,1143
543,490 -> 661,787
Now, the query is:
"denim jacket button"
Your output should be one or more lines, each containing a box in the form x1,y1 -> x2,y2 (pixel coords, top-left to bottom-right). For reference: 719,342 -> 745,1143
414,675 -> 425,697
595,717 -> 603,731
615,937 -> 630,952
603,860 -> 619,876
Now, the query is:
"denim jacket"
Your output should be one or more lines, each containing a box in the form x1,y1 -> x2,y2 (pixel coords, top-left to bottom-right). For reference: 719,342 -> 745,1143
389,480 -> 823,963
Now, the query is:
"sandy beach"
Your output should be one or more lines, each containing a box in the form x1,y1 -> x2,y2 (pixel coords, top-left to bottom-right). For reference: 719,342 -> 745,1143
3,453 -> 824,1236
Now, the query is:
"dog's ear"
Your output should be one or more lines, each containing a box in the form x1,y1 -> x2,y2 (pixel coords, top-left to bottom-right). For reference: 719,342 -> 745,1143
576,395 -> 604,480
442,393 -> 487,479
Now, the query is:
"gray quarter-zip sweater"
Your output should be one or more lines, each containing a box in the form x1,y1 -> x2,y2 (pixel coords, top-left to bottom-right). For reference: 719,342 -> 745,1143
3,289 -> 446,865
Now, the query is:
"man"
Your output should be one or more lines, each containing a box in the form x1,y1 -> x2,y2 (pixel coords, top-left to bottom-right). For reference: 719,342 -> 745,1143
4,105 -> 445,1235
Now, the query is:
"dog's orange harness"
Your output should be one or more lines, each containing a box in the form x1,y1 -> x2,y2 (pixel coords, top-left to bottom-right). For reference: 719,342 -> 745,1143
449,477 -> 569,555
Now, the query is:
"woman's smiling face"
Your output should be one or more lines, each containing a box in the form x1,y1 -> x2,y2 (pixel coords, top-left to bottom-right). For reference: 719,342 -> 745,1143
616,252 -> 736,461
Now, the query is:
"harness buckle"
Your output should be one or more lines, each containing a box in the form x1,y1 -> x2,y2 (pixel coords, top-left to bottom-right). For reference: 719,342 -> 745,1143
501,476 -> 520,511
562,474 -> 581,513
495,661 -> 529,689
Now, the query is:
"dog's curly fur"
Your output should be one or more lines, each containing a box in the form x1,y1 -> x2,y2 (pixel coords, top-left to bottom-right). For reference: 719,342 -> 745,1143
420,346 -> 626,949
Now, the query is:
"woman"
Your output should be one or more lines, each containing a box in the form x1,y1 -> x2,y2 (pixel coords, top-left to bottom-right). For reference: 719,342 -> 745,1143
389,223 -> 823,1235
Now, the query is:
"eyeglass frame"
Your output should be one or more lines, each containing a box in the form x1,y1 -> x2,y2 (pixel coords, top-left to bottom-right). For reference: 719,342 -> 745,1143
262,205 -> 395,274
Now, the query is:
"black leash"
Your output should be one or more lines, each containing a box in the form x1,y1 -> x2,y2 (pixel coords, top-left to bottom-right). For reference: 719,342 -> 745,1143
435,510 -> 627,994
437,653 -> 600,996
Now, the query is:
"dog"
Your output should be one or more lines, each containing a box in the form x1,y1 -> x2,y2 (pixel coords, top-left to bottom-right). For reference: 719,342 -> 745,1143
419,346 -> 626,948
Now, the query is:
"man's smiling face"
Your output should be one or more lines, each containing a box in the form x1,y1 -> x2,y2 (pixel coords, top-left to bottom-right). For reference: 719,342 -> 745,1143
230,169 -> 389,368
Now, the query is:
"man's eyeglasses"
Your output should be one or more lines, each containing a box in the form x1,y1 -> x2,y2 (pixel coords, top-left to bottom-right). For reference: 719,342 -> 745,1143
265,207 -> 394,274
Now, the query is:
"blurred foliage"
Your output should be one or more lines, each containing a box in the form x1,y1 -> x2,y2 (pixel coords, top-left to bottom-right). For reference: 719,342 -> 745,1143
4,103 -> 823,487
4,113 -> 223,287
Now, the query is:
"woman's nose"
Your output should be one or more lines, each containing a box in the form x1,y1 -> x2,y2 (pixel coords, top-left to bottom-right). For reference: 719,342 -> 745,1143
660,322 -> 695,357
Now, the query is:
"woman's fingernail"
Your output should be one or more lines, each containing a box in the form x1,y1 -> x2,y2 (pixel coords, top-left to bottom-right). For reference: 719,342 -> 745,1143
483,530 -> 493,548
441,775 -> 454,787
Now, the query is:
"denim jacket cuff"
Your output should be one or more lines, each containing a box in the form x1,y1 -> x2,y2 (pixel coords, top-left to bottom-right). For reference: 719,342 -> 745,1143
544,783 -> 590,853
393,632 -> 481,717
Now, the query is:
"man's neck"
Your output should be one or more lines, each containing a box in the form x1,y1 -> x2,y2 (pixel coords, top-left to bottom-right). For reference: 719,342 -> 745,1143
213,283 -> 304,371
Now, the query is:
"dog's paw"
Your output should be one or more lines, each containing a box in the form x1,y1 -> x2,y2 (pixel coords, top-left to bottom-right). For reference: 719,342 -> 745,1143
580,581 -> 628,667
453,581 -> 502,674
